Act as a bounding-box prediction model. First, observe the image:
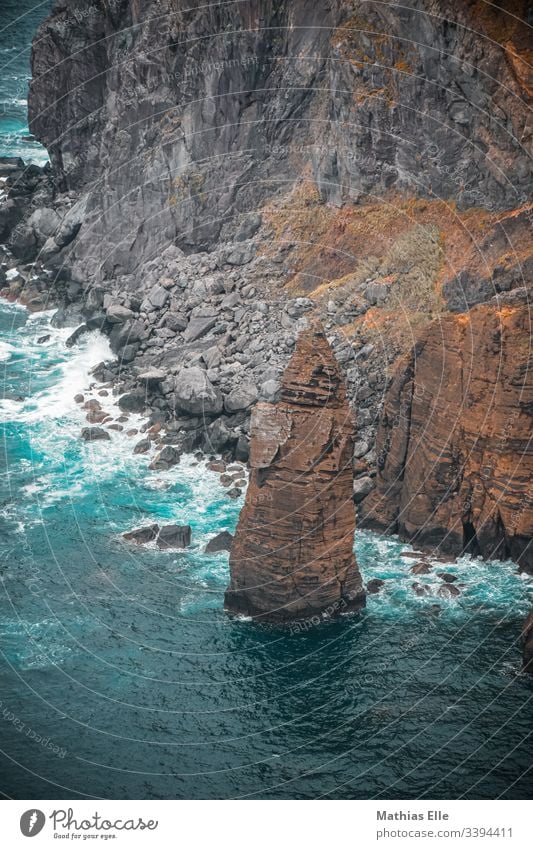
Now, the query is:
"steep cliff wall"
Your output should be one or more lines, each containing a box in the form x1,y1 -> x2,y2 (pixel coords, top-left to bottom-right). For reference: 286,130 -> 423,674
225,323 -> 364,621
27,0 -> 532,281
361,298 -> 533,571
2,0 -> 529,569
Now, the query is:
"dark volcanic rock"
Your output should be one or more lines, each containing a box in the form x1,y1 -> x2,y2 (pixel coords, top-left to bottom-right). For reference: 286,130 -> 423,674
366,579 -> 385,595
123,524 -> 159,544
438,583 -> 461,598
149,446 -> 181,470
156,524 -> 192,550
410,562 -> 432,575
26,1 -> 530,277
362,304 -> 533,572
118,393 -> 146,413
81,427 -> 110,442
437,572 -> 458,584
225,323 -> 365,622
205,531 -> 234,554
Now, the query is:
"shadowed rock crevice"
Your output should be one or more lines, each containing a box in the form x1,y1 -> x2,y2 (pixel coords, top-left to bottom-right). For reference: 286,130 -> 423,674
225,322 -> 365,622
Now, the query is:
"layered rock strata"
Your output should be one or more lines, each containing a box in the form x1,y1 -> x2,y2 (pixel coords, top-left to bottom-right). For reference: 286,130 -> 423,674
225,323 -> 365,622
361,302 -> 533,571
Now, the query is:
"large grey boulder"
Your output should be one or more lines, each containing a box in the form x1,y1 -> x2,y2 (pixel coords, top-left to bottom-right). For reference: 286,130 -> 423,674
156,524 -> 192,549
123,524 -> 159,544
183,314 -> 217,343
143,284 -> 169,310
174,367 -> 223,415
118,392 -> 146,413
224,381 -> 258,412
106,304 -> 134,323
205,531 -> 234,553
28,207 -> 61,240
353,476 -> 373,503
259,379 -> 280,402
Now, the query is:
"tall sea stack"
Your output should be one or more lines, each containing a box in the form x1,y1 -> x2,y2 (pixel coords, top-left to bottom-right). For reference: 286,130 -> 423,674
225,323 -> 365,622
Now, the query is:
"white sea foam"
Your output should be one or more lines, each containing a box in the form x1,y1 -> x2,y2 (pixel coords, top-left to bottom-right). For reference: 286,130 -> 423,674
0,339 -> 14,361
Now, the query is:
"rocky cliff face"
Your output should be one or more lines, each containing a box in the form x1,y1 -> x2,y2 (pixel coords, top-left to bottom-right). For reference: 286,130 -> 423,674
26,0 -> 532,281
361,299 -> 533,571
225,323 -> 364,621
1,0 -> 531,569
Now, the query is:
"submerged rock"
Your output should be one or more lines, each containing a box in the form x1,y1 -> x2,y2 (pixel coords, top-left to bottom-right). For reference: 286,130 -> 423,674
366,579 -> 385,594
225,323 -> 365,622
438,583 -> 461,598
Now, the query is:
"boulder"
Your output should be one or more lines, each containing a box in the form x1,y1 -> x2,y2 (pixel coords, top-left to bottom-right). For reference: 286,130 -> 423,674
224,382 -> 258,412
106,304 -> 134,323
437,572 -> 458,583
27,207 -> 60,240
410,562 -> 432,575
183,314 -> 217,343
366,579 -> 385,594
259,379 -> 280,402
146,284 -> 169,310
205,531 -> 234,553
66,325 -> 90,348
235,434 -> 250,462
138,368 -> 166,387
174,367 -> 223,415
133,438 -> 151,455
118,393 -> 146,413
156,524 -> 192,549
123,524 -> 160,544
149,445 -> 181,470
81,427 -> 111,441
353,476 -> 373,503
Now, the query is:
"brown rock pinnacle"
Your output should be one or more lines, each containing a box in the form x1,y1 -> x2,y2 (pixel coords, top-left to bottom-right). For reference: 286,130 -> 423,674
224,323 -> 365,622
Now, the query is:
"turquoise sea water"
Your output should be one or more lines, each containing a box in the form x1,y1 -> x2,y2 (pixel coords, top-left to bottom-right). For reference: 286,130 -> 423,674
0,300 -> 532,800
0,1 -> 52,163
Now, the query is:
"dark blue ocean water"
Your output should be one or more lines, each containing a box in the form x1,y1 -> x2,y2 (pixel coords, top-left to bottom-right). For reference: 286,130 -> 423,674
0,302 -> 532,800
0,0 -> 52,162
0,1 -> 532,801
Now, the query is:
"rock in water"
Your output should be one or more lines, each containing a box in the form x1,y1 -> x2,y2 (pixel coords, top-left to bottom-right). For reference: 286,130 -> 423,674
156,525 -> 192,550
205,531 -> 234,554
224,323 -> 365,622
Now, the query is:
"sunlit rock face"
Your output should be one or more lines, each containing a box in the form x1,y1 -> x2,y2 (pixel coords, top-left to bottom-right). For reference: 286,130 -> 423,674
225,323 -> 365,622
361,302 -> 533,572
